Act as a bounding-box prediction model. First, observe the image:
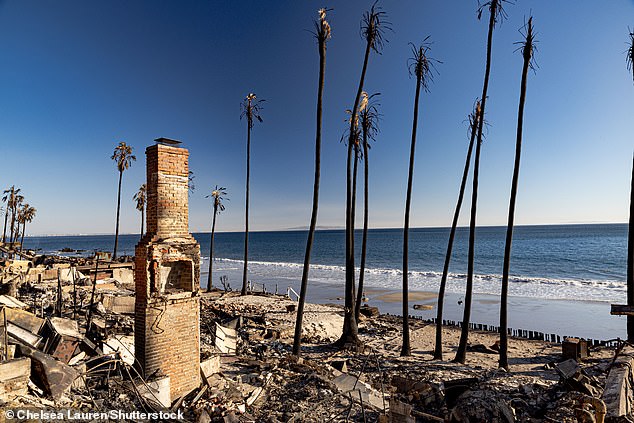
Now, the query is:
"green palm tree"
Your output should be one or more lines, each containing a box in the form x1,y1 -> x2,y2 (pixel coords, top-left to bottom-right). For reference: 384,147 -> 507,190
111,142 -> 136,259
455,0 -> 508,364
339,2 -> 389,348
402,40 -> 438,356
133,183 -> 147,240
434,100 -> 481,360
19,204 -> 36,251
206,186 -> 227,292
355,93 -> 381,321
293,7 -> 331,356
625,29 -> 634,341
240,93 -> 264,296
499,17 -> 536,370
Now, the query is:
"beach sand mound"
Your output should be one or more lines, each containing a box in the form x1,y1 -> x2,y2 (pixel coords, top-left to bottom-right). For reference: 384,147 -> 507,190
209,292 -> 344,342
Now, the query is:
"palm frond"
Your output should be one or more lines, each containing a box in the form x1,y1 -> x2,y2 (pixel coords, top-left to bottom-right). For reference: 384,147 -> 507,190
514,16 -> 538,72
206,185 -> 228,213
360,1 -> 391,54
111,142 -> 136,172
240,93 -> 265,129
625,28 -> 634,80
133,184 -> 147,211
313,8 -> 332,43
360,93 -> 382,151
407,38 -> 441,92
477,0 -> 512,27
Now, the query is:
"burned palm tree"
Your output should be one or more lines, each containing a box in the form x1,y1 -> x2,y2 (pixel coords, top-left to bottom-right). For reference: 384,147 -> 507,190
240,93 -> 264,296
111,142 -> 136,260
293,8 -> 331,356
626,29 -> 634,341
206,186 -> 227,292
339,1 -> 389,348
9,192 -> 24,244
2,187 -> 20,244
434,100 -> 481,360
402,40 -> 438,356
18,204 -> 36,251
355,93 -> 381,321
455,0 -> 509,364
499,17 -> 536,370
1,186 -> 18,243
133,183 -> 147,240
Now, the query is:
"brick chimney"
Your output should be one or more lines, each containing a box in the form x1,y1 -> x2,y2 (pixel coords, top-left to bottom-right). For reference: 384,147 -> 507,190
134,139 -> 201,400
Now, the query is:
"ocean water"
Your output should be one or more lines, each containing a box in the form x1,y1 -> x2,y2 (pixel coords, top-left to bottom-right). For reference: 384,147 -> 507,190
24,223 -> 628,304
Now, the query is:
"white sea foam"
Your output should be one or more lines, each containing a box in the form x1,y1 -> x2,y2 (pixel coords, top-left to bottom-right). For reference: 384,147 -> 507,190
202,257 -> 625,303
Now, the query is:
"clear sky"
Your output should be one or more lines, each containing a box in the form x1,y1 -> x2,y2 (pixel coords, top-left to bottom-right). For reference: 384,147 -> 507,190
0,1 -> 632,236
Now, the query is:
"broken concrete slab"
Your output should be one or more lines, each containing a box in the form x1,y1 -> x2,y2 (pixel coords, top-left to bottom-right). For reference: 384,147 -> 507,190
103,335 -> 135,366
0,357 -> 31,400
389,398 -> 415,423
101,294 -> 135,314
112,268 -> 134,285
602,346 -> 634,420
1,306 -> 45,334
215,322 -> 237,354
17,343 -> 79,401
331,373 -> 385,410
200,355 -> 220,384
6,321 -> 42,347
134,375 -> 171,409
0,294 -> 28,309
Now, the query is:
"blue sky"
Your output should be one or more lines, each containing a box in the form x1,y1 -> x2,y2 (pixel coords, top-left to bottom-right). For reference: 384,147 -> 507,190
0,1 -> 632,235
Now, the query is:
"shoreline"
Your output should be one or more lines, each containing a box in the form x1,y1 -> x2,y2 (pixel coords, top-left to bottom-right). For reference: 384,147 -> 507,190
200,266 -> 627,341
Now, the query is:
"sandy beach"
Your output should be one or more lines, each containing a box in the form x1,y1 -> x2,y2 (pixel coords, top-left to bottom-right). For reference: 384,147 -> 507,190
201,266 -> 627,342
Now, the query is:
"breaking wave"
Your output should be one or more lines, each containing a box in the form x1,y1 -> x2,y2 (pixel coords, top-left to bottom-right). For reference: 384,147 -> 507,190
202,257 -> 625,303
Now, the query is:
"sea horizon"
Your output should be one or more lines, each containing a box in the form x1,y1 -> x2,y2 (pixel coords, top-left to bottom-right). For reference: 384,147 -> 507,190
21,220 -> 629,238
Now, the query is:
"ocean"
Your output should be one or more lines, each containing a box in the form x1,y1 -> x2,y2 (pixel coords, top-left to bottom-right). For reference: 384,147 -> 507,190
22,223 -> 630,339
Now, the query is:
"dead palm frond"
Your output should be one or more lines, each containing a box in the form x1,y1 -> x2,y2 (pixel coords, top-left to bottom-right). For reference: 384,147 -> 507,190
515,17 -> 538,72
359,93 -> 381,157
361,1 -> 391,54
206,186 -> 228,213
627,28 -> 634,82
314,8 -> 332,43
407,38 -> 441,93
477,0 -> 512,26
240,93 -> 265,129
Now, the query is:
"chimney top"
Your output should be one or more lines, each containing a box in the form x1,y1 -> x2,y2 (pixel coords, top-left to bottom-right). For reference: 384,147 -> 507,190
154,137 -> 182,146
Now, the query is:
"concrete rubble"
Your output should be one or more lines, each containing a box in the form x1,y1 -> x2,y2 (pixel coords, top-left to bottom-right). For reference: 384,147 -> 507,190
1,254 -> 634,422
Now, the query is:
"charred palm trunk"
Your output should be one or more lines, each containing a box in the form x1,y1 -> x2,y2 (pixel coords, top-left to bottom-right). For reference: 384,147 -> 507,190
455,1 -> 497,364
113,170 -> 123,260
356,135 -> 370,321
207,203 -> 218,292
500,17 -> 533,369
402,70 -> 423,357
293,28 -> 327,356
9,208 -> 16,244
627,154 -> 634,342
351,144 -> 360,301
339,39 -> 372,347
241,116 -> 252,296
2,208 -> 8,244
434,103 -> 479,360
20,222 -> 26,252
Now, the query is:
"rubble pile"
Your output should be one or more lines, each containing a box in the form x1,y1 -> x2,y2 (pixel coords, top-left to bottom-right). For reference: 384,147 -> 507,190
1,254 -> 634,422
